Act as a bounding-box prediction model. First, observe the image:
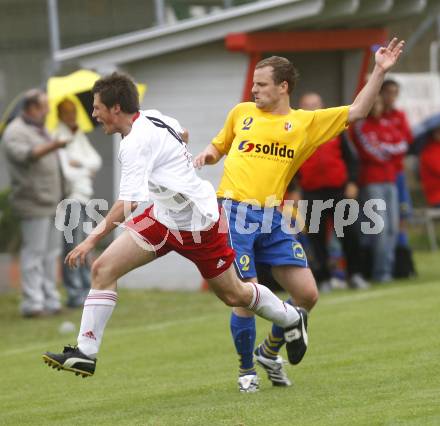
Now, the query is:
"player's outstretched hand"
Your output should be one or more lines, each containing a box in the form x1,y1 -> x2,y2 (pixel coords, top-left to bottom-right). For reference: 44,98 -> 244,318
65,239 -> 95,268
193,152 -> 208,169
193,145 -> 222,169
375,37 -> 405,72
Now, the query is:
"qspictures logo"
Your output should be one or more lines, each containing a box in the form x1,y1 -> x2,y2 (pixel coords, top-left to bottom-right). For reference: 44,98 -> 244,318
238,140 -> 294,159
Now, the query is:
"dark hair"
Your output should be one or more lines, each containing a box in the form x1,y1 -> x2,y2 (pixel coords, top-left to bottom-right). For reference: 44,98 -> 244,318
255,56 -> 299,94
23,89 -> 45,111
92,72 -> 139,113
380,79 -> 399,92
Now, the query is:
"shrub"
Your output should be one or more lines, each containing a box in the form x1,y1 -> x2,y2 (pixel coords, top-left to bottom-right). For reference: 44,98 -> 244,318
0,188 -> 20,253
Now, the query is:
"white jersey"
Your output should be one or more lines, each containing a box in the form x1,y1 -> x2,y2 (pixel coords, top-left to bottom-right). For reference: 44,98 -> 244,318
118,109 -> 219,231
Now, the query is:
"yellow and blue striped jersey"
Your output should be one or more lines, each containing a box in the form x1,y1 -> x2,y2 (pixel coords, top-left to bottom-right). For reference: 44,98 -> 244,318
212,102 -> 349,206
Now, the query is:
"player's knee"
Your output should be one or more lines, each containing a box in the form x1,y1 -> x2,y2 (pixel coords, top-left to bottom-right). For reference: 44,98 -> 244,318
219,292 -> 241,307
294,279 -> 319,311
91,259 -> 115,290
218,285 -> 248,307
307,286 -> 319,309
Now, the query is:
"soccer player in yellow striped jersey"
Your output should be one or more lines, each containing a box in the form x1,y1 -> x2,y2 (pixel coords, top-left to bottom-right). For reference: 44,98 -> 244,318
194,38 -> 405,392
212,101 -> 349,207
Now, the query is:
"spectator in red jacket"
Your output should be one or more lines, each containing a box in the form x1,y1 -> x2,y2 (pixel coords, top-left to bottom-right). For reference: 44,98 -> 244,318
298,92 -> 369,291
420,126 -> 440,207
380,80 -> 416,278
380,80 -> 413,236
351,95 -> 403,282
381,80 -> 412,169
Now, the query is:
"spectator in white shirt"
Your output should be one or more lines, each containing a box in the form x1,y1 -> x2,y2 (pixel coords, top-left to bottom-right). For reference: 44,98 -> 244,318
54,99 -> 102,308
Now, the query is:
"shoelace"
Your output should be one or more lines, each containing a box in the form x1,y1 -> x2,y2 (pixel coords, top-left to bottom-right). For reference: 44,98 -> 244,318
268,357 -> 287,370
62,345 -> 77,354
271,364 -> 285,374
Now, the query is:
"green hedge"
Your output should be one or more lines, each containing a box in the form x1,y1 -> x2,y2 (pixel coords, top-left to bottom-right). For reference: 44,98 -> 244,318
0,188 -> 20,253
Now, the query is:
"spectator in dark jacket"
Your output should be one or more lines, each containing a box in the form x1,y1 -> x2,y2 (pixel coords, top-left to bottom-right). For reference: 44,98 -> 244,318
298,92 -> 369,291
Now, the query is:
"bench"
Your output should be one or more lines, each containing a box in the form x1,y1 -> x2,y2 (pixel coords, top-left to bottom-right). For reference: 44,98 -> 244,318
411,208 -> 440,251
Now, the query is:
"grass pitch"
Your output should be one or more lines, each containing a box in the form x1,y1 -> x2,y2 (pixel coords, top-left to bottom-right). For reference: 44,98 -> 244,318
0,251 -> 439,425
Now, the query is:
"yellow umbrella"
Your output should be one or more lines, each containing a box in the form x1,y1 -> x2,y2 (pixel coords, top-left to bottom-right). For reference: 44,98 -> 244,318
46,69 -> 147,133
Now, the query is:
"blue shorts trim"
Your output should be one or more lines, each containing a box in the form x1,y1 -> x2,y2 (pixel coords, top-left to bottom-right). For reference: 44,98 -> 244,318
220,199 -> 308,279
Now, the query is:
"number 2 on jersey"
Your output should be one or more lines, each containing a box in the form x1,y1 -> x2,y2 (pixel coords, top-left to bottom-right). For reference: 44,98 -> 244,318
242,117 -> 253,130
239,254 -> 250,271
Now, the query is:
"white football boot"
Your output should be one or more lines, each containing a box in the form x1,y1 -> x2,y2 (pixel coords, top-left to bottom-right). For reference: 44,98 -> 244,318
254,346 -> 292,387
238,374 -> 260,393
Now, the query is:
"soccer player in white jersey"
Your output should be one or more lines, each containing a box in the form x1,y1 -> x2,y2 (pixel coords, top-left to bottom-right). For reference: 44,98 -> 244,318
42,72 -> 308,379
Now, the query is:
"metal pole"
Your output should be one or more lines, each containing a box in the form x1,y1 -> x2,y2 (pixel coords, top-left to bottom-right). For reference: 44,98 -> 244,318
402,14 -> 436,59
154,0 -> 166,26
437,13 -> 440,38
429,41 -> 439,74
47,0 -> 61,74
429,13 -> 440,74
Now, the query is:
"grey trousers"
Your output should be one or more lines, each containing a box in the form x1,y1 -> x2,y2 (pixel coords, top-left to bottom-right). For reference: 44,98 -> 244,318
19,217 -> 61,315
360,183 -> 399,282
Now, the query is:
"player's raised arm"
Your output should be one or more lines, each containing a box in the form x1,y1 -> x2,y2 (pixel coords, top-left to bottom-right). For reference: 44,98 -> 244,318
193,143 -> 223,169
348,37 -> 405,123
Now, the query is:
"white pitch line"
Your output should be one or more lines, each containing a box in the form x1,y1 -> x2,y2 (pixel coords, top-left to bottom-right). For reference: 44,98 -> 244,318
2,281 -> 437,357
0,314 -> 215,358
320,289 -> 390,305
319,280 -> 438,306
